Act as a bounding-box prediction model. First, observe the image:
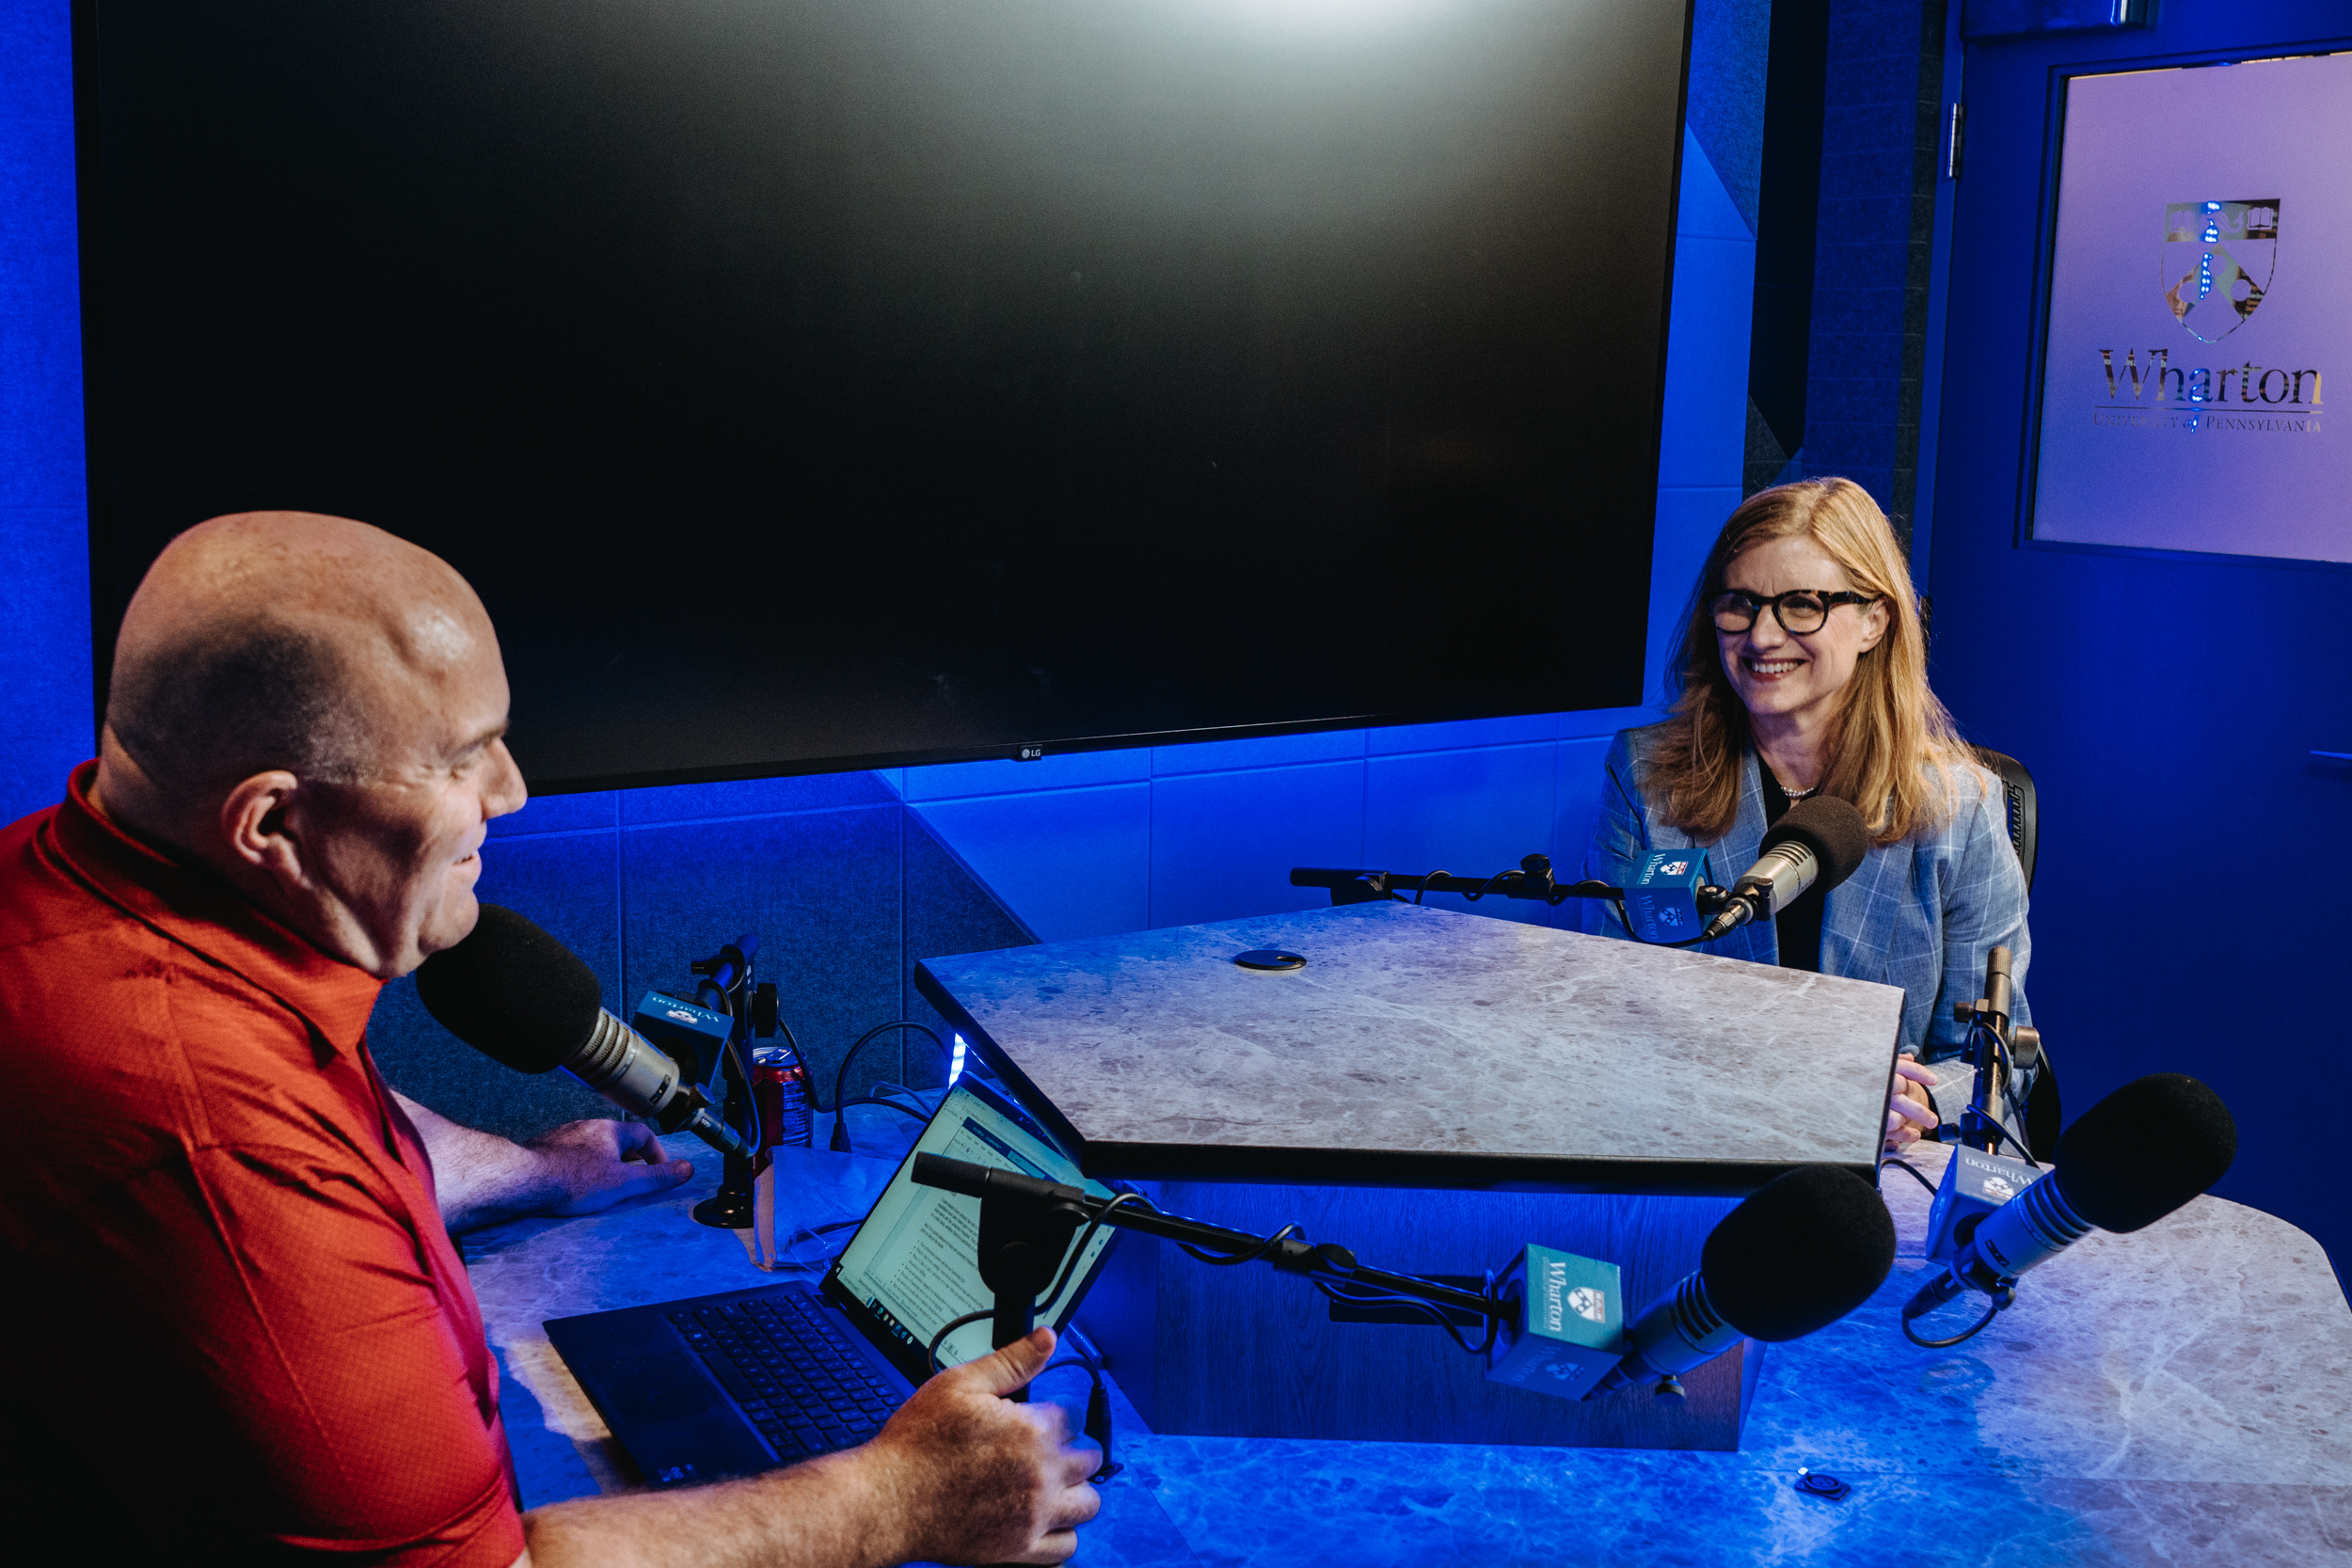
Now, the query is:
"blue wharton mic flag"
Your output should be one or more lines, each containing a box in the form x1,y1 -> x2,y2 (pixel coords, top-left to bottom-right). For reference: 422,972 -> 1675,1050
1484,1245 -> 1624,1400
1625,849 -> 1711,944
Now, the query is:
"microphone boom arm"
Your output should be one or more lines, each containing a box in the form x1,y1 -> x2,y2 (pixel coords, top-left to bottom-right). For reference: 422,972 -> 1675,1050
910,1154 -> 1506,1363
1291,857 -> 1731,917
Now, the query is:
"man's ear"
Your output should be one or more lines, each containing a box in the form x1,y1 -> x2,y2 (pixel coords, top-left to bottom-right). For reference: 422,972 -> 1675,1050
218,770 -> 307,882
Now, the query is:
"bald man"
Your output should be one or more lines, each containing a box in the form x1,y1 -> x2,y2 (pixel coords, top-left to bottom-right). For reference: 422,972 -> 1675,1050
0,514 -> 1099,1567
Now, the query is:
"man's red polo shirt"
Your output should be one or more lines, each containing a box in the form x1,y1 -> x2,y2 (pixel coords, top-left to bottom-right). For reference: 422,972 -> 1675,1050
0,764 -> 527,1565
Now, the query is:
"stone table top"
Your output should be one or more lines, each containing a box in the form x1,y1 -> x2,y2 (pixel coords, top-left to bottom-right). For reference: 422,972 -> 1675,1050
472,1114 -> 2352,1566
914,902 -> 1908,1192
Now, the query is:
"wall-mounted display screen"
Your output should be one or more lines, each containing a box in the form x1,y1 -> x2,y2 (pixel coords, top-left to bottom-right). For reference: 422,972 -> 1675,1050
2033,52 -> 2351,564
79,0 -> 1688,789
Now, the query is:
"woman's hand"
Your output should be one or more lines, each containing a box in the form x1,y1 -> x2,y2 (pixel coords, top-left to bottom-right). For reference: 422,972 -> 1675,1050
1884,1057 -> 1939,1150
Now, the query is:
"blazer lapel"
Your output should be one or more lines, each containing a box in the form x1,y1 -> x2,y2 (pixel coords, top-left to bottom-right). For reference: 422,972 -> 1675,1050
1823,831 -> 1909,985
1704,752 -> 1774,965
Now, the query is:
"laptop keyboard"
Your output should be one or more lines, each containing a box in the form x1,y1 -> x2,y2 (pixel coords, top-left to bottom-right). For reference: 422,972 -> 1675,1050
669,1292 -> 903,1461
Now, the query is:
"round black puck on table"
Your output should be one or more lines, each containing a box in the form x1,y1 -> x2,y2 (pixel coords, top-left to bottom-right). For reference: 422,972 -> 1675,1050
1232,949 -> 1307,971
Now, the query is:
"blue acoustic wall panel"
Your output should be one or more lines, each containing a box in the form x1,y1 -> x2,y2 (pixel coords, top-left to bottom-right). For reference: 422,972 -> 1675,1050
619,770 -> 900,825
368,783 -> 1041,1143
1553,735 -> 1615,883
370,826 -> 626,1140
1798,0 -> 1944,531
1688,0 -> 1770,238
0,0 -> 91,828
621,805 -> 906,1103
1148,759 -> 1366,931
1363,742 -> 1564,928
912,784 -> 1152,945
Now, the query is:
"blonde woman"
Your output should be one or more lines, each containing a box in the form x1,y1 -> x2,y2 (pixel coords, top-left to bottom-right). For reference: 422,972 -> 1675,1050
1581,479 -> 2032,1152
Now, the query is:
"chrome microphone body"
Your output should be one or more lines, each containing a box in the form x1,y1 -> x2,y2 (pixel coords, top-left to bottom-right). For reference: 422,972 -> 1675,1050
1701,840 -> 1821,940
568,1008 -> 752,1159
1697,796 -> 1871,942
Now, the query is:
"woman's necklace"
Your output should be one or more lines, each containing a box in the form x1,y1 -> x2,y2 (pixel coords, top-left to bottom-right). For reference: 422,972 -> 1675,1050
1772,770 -> 1821,800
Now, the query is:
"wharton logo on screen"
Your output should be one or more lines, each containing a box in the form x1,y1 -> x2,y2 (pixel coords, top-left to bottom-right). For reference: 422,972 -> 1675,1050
2093,348 -> 2320,432
2163,198 -> 2278,342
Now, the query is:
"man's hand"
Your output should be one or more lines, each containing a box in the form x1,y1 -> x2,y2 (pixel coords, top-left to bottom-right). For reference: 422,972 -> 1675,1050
528,1118 -> 696,1217
868,1327 -> 1103,1566
521,1326 -> 1102,1568
1884,1057 -> 1938,1151
390,1091 -> 693,1233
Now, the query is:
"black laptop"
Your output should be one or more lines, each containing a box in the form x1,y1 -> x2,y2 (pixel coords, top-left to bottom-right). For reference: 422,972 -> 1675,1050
545,1073 -> 1123,1488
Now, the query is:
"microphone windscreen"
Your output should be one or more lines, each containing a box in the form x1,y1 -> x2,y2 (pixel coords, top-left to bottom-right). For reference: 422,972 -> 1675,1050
2052,1073 -> 2235,1233
1760,796 -> 1871,893
414,904 -> 604,1074
1700,1164 -> 1896,1341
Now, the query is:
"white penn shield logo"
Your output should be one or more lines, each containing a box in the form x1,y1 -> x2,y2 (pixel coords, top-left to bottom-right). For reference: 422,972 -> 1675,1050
2163,198 -> 2278,342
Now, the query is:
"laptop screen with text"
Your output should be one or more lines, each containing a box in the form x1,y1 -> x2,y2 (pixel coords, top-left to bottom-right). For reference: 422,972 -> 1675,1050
824,1077 -> 1120,1375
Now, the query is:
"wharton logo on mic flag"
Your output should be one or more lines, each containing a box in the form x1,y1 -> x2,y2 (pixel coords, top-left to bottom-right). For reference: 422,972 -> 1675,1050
1485,1245 -> 1622,1401
2163,199 -> 2279,342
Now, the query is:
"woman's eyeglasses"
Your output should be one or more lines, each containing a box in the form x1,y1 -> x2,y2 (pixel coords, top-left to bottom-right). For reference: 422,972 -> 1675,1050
1708,589 -> 1879,635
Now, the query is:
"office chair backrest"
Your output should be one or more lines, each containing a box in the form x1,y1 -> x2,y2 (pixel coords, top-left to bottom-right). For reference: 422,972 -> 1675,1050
1969,747 -> 2038,893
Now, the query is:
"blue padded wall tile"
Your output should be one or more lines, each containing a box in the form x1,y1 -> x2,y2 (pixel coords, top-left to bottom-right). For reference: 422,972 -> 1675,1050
620,770 -> 897,825
901,807 -> 1036,1087
1363,744 -> 1558,927
1657,234 -> 1757,491
1674,128 -> 1754,246
1558,704 -> 1664,742
486,790 -> 618,838
0,1 -> 72,120
623,805 -> 904,1109
1820,146 -> 1925,201
0,0 -> 93,830
1803,374 -> 1905,424
1147,760 -> 1366,931
0,505 -> 94,826
1366,712 -> 1560,756
900,748 -> 1152,801
1811,230 -> 1910,287
368,830 -> 624,1143
0,130 -> 84,511
1150,728 -> 1366,777
1683,0 -> 1769,238
1554,736 -> 1615,884
909,784 -> 1151,943
1645,486 -> 1741,693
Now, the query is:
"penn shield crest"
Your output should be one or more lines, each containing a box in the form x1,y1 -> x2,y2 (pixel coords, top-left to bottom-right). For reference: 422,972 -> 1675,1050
2163,199 -> 2279,342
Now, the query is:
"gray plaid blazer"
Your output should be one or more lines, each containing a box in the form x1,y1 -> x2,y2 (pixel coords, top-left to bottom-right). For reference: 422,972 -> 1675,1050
1579,723 -> 2032,1062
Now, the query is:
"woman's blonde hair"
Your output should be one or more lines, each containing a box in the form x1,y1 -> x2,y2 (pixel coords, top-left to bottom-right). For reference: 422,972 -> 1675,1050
1644,478 -> 1973,847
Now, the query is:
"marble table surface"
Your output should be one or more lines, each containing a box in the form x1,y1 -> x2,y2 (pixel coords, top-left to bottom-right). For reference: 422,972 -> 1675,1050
914,902 -> 1908,1192
470,1095 -> 2352,1567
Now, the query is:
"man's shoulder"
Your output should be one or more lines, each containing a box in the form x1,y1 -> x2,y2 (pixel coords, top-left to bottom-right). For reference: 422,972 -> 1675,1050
0,804 -> 113,952
0,847 -> 353,1151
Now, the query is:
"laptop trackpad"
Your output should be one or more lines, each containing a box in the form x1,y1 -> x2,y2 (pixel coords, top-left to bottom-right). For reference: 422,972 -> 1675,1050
604,1350 -> 728,1426
573,1343 -> 774,1486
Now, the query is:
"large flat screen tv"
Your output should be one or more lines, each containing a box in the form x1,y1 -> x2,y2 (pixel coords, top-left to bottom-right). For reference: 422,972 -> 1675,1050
77,0 -> 1691,790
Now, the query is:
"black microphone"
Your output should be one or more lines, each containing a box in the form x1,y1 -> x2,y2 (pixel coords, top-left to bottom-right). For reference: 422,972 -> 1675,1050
1593,1164 -> 1896,1397
415,904 -> 753,1158
1699,795 -> 1871,941
1903,1074 -> 2235,1323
